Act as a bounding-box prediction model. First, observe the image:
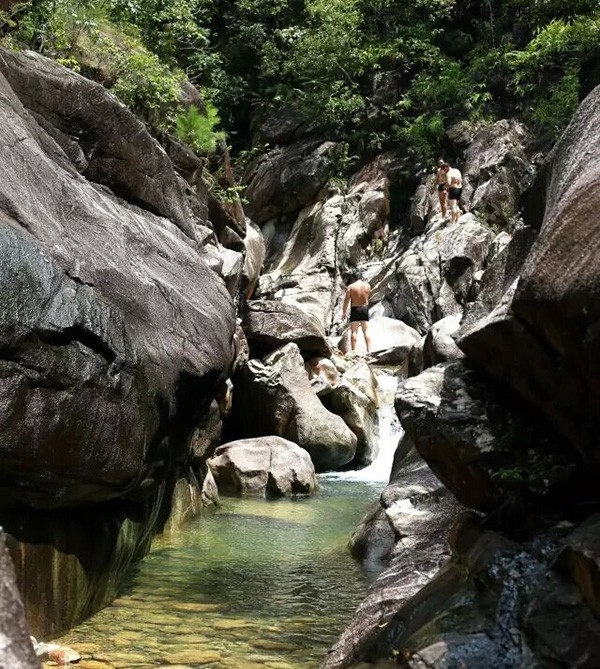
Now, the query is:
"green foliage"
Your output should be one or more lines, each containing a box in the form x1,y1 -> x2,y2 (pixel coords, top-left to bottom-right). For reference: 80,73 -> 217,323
492,452 -> 576,498
175,103 -> 225,154
3,0 -> 598,161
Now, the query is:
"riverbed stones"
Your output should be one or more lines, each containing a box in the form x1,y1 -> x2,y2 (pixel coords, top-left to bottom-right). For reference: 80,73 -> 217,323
208,436 -> 317,497
228,343 -> 357,471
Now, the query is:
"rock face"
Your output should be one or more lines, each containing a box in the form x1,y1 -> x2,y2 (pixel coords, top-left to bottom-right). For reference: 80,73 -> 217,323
0,52 -> 235,509
322,440 -> 464,669
242,299 -> 330,358
0,49 -> 203,240
0,51 -> 235,635
228,343 -> 357,471
243,140 -> 340,225
387,215 -> 495,333
458,83 -> 600,477
421,314 -> 464,369
347,514 -> 600,669
208,436 -> 317,497
319,360 -> 379,467
395,361 -> 555,512
453,119 -> 533,228
0,532 -> 39,669
255,155 -> 393,329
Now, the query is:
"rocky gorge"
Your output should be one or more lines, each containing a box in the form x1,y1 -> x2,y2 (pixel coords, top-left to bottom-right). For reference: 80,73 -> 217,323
0,38 -> 599,669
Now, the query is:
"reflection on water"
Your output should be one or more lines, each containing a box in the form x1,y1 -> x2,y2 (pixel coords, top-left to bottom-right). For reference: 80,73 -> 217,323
49,480 -> 383,669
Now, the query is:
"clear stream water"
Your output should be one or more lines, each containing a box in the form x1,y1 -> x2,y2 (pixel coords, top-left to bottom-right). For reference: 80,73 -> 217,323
48,371 -> 403,669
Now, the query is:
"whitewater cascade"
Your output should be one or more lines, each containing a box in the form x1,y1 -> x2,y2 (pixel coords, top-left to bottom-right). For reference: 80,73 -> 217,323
321,368 -> 404,483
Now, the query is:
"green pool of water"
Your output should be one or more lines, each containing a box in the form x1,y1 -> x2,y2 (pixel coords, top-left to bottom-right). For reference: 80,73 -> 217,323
53,479 -> 383,669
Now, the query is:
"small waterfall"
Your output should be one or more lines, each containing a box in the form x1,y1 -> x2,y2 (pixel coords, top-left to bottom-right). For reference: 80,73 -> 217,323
321,368 -> 404,483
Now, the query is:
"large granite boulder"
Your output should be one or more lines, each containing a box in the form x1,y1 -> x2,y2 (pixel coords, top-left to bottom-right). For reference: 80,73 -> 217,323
422,314 -> 464,369
208,436 -> 317,497
319,360 -> 379,467
0,55 -> 235,509
243,139 -> 340,225
228,343 -> 357,471
458,83 -> 600,476
242,299 -> 330,358
337,316 -> 420,358
0,532 -> 39,669
450,118 -> 533,228
0,49 -> 203,241
331,514 -> 600,669
322,439 -> 464,669
394,361 -> 559,512
387,215 -> 495,333
0,51 -> 235,636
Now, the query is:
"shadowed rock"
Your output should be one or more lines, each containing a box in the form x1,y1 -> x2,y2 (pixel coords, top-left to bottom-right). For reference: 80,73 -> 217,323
243,299 -> 331,358
228,343 -> 357,471
458,83 -> 600,476
0,532 -> 39,669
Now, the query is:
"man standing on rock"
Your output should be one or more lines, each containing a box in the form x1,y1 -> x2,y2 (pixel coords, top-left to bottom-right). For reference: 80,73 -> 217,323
342,270 -> 372,354
446,163 -> 463,224
436,158 -> 449,218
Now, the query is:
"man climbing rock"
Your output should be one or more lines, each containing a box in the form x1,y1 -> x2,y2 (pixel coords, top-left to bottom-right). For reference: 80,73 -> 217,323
342,270 -> 372,353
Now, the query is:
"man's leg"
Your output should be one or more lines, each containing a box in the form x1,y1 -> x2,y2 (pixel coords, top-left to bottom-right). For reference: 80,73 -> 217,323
350,322 -> 359,352
438,190 -> 446,218
450,197 -> 458,223
360,321 -> 372,353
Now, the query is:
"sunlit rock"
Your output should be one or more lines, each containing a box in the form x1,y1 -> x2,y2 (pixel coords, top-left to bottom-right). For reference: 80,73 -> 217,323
208,436 -> 317,497
227,343 -> 357,471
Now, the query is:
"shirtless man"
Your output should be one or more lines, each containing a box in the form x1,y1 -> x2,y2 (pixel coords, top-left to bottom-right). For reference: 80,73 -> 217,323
342,270 -> 372,353
436,158 -> 449,218
446,163 -> 463,224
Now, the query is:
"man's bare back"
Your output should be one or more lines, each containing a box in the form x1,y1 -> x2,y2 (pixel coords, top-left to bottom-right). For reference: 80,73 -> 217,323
346,280 -> 371,307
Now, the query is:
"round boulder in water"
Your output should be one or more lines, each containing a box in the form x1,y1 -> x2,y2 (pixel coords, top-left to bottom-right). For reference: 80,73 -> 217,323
208,436 -> 318,498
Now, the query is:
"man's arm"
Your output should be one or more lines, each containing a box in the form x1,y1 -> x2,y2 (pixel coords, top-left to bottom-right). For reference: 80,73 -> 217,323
342,289 -> 351,320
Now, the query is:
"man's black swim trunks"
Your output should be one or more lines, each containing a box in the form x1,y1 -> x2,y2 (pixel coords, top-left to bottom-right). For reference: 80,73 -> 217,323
350,306 -> 369,322
448,187 -> 462,200
437,183 -> 447,192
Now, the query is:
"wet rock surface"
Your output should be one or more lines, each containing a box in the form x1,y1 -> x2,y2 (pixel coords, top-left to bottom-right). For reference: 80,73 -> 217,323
0,532 -> 40,669
0,50 -> 235,637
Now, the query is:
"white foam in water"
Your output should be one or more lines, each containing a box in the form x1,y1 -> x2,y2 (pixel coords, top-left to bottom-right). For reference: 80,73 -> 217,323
320,368 -> 404,483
